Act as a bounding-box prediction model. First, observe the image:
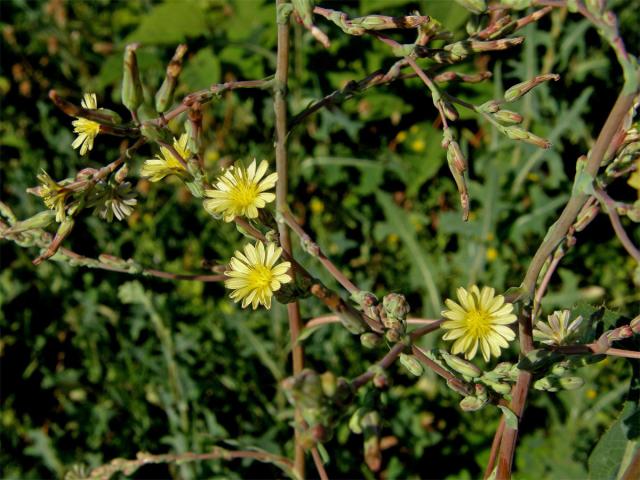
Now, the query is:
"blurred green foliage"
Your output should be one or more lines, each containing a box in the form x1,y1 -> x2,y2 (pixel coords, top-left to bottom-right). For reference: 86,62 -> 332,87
1,0 -> 638,478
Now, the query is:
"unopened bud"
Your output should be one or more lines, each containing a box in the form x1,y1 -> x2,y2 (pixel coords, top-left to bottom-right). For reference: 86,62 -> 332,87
479,100 -> 500,113
502,126 -> 551,149
155,44 -> 187,113
320,371 -> 337,398
122,43 -> 143,112
114,164 -> 129,183
399,353 -> 423,376
384,328 -> 402,343
97,108 -> 123,125
440,351 -> 482,378
459,394 -> 487,411
382,293 -> 410,325
360,332 -> 383,349
442,99 -> 459,122
575,204 -> 600,232
349,407 -> 367,434
140,123 -> 173,144
7,210 -> 56,234
493,109 -> 523,125
351,290 -> 378,308
630,315 -> 640,333
483,379 -> 512,395
504,74 -> 560,102
373,370 -> 389,389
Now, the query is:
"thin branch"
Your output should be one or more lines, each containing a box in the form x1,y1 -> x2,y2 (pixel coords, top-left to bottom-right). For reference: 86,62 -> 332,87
280,209 -> 360,294
351,342 -> 406,390
274,3 -> 305,477
311,447 -> 329,480
484,417 -> 505,480
305,315 -> 440,329
596,188 -> 640,262
411,345 -> 474,396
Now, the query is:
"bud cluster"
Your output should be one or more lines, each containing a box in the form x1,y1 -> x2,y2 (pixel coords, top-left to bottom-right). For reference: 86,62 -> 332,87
281,370 -> 352,449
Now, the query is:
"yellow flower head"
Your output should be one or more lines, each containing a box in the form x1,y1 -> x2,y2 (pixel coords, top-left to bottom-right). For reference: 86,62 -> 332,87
140,134 -> 191,182
225,241 -> 292,310
71,93 -> 101,156
203,159 -> 277,222
441,285 -> 517,362
533,310 -> 583,346
37,170 -> 68,222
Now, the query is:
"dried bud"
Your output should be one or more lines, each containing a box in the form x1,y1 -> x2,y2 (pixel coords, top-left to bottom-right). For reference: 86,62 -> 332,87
122,43 -> 143,112
114,164 -> 129,184
504,74 -> 560,102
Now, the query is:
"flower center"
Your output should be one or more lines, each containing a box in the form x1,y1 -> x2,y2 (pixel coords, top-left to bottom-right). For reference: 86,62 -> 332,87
247,264 -> 273,290
466,309 -> 492,338
77,118 -> 101,136
231,178 -> 259,207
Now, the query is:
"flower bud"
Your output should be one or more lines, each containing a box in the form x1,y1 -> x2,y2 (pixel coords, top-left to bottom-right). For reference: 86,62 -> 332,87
362,411 -> 382,472
384,328 -> 402,343
479,100 -> 500,113
459,394 -> 487,411
400,353 -> 423,376
155,44 -> 187,113
373,369 -> 389,389
320,371 -> 337,398
493,110 -> 523,125
483,379 -> 512,395
349,407 -> 367,434
502,126 -> 551,149
504,74 -> 560,102
122,43 -> 143,112
6,210 -> 56,234
360,332 -> 383,349
140,123 -> 173,144
440,351 -> 482,378
96,108 -> 122,125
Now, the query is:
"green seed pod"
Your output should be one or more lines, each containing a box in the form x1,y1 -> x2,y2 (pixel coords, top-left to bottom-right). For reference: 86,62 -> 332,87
502,126 -> 551,149
492,362 -> 514,379
122,43 -> 143,112
7,210 -> 56,234
483,379 -> 512,396
441,351 -> 482,378
533,375 -> 559,392
360,332 -> 384,349
400,353 -> 424,376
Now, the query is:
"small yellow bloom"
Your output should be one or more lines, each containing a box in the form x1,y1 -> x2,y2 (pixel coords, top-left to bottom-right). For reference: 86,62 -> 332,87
396,131 -> 407,143
310,197 -> 324,214
225,241 -> 292,309
37,170 -> 68,222
532,310 -> 583,346
441,285 -> 517,362
486,247 -> 498,262
71,93 -> 101,156
203,159 -> 277,222
140,134 -> 191,182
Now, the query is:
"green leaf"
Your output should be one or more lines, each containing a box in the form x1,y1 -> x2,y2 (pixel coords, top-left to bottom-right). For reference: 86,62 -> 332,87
588,370 -> 640,480
180,48 -> 221,91
497,405 -> 519,430
376,191 -> 441,316
124,0 -> 208,45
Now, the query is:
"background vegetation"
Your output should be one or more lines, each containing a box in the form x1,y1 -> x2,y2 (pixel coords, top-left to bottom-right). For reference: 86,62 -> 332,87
1,0 -> 638,478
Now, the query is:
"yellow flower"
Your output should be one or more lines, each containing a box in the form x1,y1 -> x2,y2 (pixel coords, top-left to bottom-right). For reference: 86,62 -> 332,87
36,170 -> 68,222
224,241 -> 292,309
532,310 -> 583,346
140,133 -> 191,182
486,247 -> 498,262
71,93 -> 101,156
203,159 -> 277,222
410,138 -> 426,152
441,285 -> 517,362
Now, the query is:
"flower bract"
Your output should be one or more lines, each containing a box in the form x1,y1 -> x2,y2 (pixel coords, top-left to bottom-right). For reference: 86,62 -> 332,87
203,159 -> 277,222
224,241 -> 292,310
533,310 -> 583,346
140,133 -> 191,182
71,93 -> 102,156
441,285 -> 517,362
